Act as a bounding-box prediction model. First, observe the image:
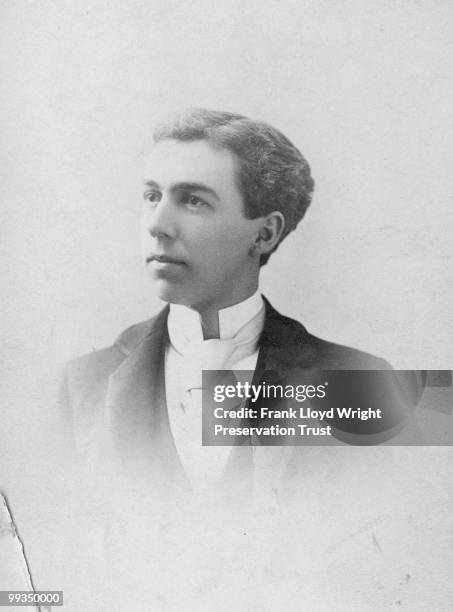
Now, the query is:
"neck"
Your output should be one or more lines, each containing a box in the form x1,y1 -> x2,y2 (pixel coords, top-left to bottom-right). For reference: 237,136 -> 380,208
199,309 -> 220,340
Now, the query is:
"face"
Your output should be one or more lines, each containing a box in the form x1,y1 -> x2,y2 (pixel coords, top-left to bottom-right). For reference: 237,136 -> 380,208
141,139 -> 263,312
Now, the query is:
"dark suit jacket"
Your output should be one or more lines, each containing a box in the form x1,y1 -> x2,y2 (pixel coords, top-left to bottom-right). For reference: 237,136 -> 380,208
61,298 -> 420,500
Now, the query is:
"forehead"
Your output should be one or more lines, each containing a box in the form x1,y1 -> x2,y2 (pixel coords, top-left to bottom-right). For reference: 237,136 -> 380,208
143,139 -> 241,195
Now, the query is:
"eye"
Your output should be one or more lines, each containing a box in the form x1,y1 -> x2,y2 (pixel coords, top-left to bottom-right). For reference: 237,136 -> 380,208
181,193 -> 209,210
143,190 -> 161,204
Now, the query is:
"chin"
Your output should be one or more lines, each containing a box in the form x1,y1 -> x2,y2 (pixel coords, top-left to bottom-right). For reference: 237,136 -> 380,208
153,279 -> 192,306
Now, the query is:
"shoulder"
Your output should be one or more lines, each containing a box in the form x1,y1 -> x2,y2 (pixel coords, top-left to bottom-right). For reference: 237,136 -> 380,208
302,332 -> 391,370
64,310 -> 167,398
262,300 -> 391,370
66,320 -> 148,375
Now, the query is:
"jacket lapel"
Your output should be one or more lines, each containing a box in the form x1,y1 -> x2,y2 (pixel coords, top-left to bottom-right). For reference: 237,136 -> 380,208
254,297 -> 310,386
249,299 -> 309,500
104,307 -> 185,487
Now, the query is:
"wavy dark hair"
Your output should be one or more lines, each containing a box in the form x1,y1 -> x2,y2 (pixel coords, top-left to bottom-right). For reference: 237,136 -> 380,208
153,108 -> 314,265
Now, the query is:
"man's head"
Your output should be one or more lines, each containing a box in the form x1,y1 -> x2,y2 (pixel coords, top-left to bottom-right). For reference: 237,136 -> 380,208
141,108 -> 314,313
152,108 -> 314,266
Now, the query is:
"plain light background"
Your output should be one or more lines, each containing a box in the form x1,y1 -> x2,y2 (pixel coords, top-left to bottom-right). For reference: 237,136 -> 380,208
1,3 -> 452,609
1,1 -> 452,389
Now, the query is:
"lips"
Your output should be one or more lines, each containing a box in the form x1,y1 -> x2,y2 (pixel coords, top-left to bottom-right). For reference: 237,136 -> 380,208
147,254 -> 186,265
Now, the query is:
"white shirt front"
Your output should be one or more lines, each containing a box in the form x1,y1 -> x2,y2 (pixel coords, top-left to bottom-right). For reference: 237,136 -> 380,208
165,290 -> 265,490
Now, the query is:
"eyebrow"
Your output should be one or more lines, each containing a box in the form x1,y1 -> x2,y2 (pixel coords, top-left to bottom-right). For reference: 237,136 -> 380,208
142,180 -> 220,200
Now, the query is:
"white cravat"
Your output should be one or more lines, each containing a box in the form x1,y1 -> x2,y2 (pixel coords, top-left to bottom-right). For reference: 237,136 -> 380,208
165,290 -> 265,490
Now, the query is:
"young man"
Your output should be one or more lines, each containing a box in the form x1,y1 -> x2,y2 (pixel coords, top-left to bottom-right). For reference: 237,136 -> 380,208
62,109 -> 409,498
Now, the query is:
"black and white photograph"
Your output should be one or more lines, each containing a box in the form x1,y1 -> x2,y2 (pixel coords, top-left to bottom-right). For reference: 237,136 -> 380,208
1,2 -> 452,610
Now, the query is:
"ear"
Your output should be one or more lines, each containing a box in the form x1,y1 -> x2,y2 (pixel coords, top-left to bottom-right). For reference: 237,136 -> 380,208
252,211 -> 285,257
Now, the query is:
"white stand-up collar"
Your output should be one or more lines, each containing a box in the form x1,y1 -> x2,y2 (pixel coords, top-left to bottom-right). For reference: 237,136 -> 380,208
167,289 -> 264,353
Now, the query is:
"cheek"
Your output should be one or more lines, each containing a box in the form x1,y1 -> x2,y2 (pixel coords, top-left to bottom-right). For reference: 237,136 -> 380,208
187,220 -> 254,263
213,233 -> 251,266
187,225 -> 220,254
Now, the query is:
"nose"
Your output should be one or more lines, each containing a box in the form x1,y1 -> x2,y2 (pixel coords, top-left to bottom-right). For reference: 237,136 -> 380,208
144,195 -> 178,239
